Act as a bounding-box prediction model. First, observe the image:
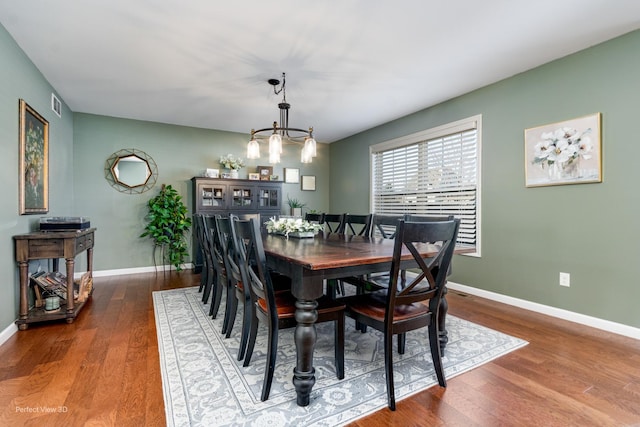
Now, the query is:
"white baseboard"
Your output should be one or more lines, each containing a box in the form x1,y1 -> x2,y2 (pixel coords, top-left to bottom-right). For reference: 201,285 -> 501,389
77,263 -> 194,278
0,323 -> 18,347
447,281 -> 640,341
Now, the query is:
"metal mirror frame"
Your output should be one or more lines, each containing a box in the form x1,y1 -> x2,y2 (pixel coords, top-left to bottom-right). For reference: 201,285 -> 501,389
104,148 -> 158,194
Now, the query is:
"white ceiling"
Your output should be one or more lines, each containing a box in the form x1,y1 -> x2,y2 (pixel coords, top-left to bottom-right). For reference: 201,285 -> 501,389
1,1 -> 639,143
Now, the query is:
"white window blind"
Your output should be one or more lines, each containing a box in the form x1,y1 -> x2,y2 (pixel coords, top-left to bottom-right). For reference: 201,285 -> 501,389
371,116 -> 481,251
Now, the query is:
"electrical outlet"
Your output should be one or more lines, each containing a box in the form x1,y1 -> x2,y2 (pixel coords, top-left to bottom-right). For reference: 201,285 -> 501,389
559,272 -> 570,287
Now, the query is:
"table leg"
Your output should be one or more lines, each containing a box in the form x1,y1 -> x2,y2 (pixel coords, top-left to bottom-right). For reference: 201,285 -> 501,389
293,298 -> 318,406
65,257 -> 75,321
18,261 -> 29,330
437,286 -> 449,353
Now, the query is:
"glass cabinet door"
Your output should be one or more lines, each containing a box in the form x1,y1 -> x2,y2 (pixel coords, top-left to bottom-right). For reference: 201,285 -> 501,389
258,186 -> 280,208
198,183 -> 227,210
229,185 -> 254,209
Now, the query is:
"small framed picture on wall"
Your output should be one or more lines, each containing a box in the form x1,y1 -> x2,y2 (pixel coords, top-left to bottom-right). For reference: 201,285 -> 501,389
301,175 -> 316,191
284,168 -> 300,183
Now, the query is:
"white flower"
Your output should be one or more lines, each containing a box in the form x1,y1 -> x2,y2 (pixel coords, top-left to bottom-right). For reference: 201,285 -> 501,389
219,154 -> 245,170
265,217 -> 322,238
532,126 -> 593,170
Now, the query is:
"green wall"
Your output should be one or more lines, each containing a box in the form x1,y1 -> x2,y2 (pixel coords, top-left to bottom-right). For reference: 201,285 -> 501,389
72,113 -> 330,271
330,30 -> 640,328
0,25 -> 75,330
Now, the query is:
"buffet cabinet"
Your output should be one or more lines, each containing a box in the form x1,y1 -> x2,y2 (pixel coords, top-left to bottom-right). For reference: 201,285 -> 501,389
191,177 -> 283,271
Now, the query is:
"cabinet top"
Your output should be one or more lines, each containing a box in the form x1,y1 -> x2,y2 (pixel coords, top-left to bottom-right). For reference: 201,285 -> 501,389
191,176 -> 283,183
13,228 -> 96,240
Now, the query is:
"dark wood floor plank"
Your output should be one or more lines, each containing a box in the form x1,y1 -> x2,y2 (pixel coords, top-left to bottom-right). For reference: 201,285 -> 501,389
0,273 -> 639,426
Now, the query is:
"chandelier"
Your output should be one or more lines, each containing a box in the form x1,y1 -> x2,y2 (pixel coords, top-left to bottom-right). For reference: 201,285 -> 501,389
246,72 -> 317,164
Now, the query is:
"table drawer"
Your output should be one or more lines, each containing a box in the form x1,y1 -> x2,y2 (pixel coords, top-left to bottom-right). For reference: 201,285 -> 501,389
28,239 -> 64,258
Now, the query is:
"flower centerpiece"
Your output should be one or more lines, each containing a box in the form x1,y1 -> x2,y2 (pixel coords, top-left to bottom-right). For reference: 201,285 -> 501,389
265,217 -> 322,238
219,154 -> 245,178
532,126 -> 593,180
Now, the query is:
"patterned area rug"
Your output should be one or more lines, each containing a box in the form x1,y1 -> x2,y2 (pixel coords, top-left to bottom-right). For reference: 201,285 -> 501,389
153,287 -> 527,427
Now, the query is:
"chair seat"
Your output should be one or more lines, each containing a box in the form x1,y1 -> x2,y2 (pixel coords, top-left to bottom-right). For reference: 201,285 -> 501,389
257,293 -> 345,319
342,291 -> 429,322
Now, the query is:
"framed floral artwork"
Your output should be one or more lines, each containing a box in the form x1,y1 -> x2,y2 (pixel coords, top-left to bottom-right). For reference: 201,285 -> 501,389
524,113 -> 602,187
19,99 -> 49,214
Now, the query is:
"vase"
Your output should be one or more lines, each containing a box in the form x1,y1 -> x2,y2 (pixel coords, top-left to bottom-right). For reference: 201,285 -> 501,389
548,159 -> 580,180
229,169 -> 239,179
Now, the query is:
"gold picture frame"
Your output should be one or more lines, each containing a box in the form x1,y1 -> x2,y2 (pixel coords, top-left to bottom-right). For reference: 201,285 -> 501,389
525,113 -> 602,187
19,99 -> 49,214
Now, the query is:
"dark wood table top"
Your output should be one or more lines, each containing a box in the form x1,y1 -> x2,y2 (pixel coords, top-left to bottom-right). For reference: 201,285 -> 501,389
262,232 -> 473,271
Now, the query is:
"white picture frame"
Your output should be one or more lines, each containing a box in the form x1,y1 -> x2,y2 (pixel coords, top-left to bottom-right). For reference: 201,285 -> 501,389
301,175 -> 316,191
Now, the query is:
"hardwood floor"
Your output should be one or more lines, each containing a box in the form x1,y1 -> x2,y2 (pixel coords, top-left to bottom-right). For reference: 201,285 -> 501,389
0,271 -> 639,426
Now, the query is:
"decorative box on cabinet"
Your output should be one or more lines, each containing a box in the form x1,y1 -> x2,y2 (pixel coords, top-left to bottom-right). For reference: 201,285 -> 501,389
191,177 -> 282,272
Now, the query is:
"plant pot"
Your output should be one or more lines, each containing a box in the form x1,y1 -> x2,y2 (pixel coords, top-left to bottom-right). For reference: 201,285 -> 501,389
229,169 -> 239,179
291,207 -> 302,217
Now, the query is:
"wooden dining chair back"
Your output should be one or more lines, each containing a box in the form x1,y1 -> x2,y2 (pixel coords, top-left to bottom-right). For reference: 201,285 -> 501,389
341,218 -> 460,410
323,213 -> 346,233
304,212 -> 325,224
202,215 -> 227,319
213,216 -> 238,334
198,214 -> 216,302
209,215 -> 232,320
405,214 -> 454,223
343,213 -> 373,236
218,215 -> 256,361
234,218 -> 345,401
193,214 -> 209,293
371,214 -> 404,239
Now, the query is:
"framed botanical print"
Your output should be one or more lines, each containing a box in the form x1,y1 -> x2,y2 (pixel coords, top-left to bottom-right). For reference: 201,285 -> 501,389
19,99 -> 49,214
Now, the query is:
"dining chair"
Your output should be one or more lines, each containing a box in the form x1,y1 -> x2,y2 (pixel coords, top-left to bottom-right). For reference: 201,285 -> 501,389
213,216 -> 236,331
331,213 -> 374,297
370,214 -> 405,239
323,213 -> 346,234
232,217 -> 345,401
198,214 -> 216,303
193,214 -> 208,293
340,218 -> 460,410
343,213 -> 373,237
304,212 -> 325,225
209,215 -> 231,320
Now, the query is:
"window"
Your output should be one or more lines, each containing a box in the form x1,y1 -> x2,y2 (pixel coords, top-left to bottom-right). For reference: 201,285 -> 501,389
370,115 -> 481,254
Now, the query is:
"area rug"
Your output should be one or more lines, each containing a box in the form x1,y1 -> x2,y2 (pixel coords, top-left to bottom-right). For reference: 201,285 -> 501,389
153,286 -> 527,427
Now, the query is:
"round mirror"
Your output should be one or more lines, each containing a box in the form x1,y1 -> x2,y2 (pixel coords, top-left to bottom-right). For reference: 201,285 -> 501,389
105,149 -> 158,194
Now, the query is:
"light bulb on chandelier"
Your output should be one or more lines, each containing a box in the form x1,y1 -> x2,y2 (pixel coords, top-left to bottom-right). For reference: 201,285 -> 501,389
247,73 -> 317,164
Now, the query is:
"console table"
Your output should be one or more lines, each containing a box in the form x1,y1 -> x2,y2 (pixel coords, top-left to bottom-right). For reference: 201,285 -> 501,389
13,228 -> 96,330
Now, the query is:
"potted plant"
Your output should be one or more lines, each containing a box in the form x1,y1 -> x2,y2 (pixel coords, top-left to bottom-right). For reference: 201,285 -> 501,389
140,184 -> 192,271
287,195 -> 306,217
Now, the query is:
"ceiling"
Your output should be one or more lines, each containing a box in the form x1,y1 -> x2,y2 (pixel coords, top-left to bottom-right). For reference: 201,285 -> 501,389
1,1 -> 639,143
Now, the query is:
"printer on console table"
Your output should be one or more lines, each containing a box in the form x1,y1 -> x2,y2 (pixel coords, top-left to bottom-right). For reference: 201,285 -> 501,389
13,217 -> 95,330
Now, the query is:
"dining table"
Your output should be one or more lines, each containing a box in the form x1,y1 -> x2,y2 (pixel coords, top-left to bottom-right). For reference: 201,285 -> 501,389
262,231 -> 473,406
